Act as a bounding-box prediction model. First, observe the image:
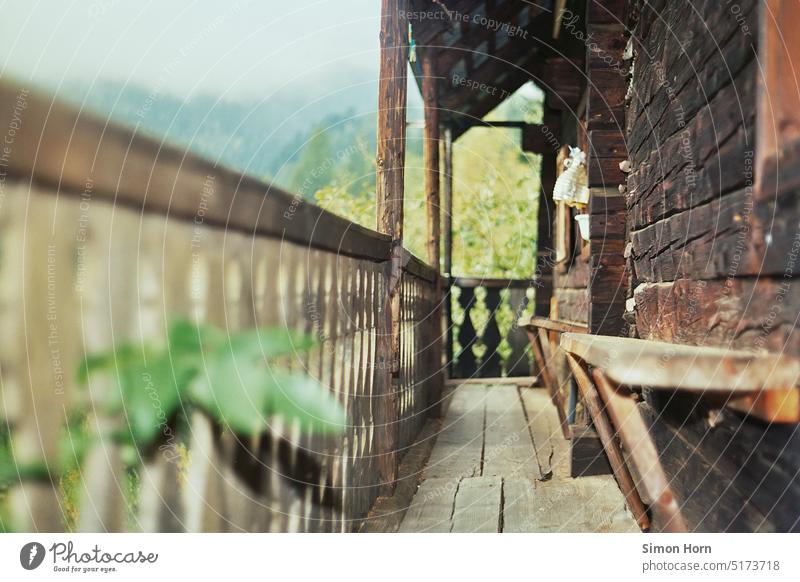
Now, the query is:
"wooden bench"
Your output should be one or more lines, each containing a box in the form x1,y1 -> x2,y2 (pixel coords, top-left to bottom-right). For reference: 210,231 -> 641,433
561,333 -> 800,533
518,316 -> 589,439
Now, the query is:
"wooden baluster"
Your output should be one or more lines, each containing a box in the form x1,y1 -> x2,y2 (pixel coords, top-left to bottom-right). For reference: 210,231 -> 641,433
506,288 -> 531,377
481,287 -> 503,378
136,215 -> 185,533
455,285 -> 477,378
71,199 -> 127,533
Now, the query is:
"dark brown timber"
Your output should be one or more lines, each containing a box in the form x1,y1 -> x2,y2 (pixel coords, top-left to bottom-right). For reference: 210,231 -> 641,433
421,52 -> 443,415
375,0 -> 409,488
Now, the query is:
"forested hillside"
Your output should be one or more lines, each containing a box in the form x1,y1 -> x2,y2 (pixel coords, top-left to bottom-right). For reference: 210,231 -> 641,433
58,77 -> 542,277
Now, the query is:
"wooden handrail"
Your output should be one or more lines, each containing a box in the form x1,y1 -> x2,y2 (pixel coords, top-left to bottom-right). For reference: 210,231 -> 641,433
402,249 -> 438,283
518,316 -> 589,334
0,80 -> 393,262
449,277 -> 538,288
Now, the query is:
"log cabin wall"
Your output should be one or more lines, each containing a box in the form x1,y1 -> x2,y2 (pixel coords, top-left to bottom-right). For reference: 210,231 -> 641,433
624,0 -> 800,531
550,0 -> 629,336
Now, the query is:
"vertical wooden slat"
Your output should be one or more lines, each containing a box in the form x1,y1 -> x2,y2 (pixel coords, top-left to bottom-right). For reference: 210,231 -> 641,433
73,199 -> 128,533
506,289 -> 531,377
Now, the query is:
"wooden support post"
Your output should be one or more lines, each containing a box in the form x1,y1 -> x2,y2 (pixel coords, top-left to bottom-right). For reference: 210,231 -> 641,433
537,328 -> 570,439
536,153 -> 556,317
591,369 -> 687,532
422,54 -> 440,270
442,126 -> 454,376
375,0 -> 408,488
566,354 -> 650,531
422,52 -> 443,414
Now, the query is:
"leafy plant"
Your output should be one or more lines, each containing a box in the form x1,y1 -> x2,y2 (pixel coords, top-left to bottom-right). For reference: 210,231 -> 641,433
78,318 -> 347,450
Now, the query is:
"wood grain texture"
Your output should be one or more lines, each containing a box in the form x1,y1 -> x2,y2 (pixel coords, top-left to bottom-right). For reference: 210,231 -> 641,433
565,354 -> 649,530
592,370 -> 687,532
450,476 -> 503,533
482,386 -> 539,480
561,333 -> 800,392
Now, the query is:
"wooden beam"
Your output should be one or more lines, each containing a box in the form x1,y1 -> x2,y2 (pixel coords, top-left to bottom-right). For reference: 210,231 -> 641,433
442,127 -> 453,278
560,333 -> 800,393
518,315 -> 589,334
422,52 -> 444,415
537,328 -> 571,439
442,126 -> 454,376
422,54 -> 441,270
446,376 -> 536,387
450,277 -> 536,289
566,354 -> 649,531
536,152 -> 557,316
376,0 -> 409,488
592,369 -> 688,532
552,0 -> 568,38
521,124 -> 561,154
756,0 -> 800,198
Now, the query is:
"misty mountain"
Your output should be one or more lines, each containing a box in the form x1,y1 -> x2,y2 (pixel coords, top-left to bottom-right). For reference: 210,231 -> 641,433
55,73 -> 403,190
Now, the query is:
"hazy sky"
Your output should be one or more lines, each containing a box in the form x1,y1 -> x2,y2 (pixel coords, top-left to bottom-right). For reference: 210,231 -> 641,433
0,0 -> 385,100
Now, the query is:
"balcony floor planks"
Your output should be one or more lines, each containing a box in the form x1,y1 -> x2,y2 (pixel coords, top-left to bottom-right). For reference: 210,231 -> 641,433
398,383 -> 639,533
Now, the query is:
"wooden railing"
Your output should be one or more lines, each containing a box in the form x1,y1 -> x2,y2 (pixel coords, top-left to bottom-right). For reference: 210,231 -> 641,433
0,82 -> 440,532
448,277 -> 536,379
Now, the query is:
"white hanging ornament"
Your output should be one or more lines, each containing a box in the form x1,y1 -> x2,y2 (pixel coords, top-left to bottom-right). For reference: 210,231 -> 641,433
552,146 -> 590,207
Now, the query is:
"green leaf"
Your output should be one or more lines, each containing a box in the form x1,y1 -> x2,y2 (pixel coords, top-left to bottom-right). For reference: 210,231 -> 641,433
77,321 -> 335,446
76,343 -> 141,385
0,446 -> 50,487
227,328 -> 316,360
189,344 -> 271,434
189,332 -> 341,435
167,318 -> 225,355
265,371 -> 347,435
112,354 -> 183,448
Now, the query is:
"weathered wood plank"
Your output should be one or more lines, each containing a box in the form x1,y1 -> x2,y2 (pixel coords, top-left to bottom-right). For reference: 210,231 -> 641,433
501,478 -> 537,533
424,386 -> 485,479
518,316 -> 589,334
592,370 -> 687,532
519,389 -> 570,480
504,477 -> 638,533
398,478 -> 458,533
482,386 -> 539,480
561,333 -> 800,393
450,476 -> 502,533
